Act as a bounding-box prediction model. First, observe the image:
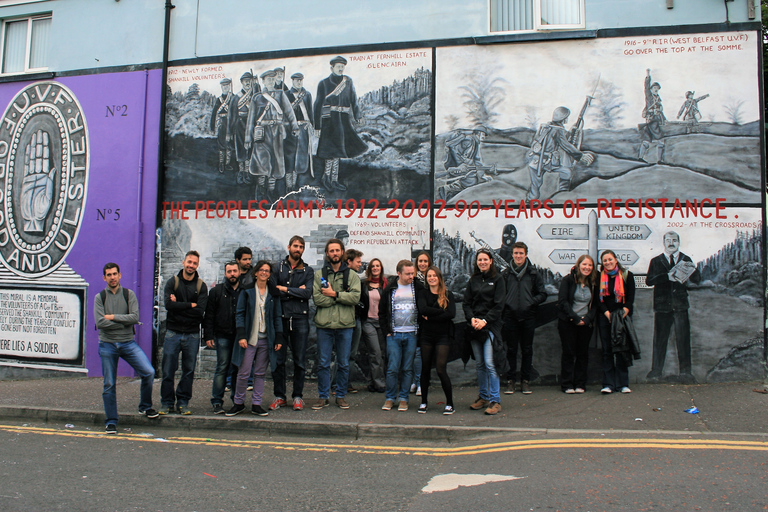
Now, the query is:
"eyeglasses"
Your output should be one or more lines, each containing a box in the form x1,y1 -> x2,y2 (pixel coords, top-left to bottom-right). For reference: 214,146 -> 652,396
257,268 -> 271,273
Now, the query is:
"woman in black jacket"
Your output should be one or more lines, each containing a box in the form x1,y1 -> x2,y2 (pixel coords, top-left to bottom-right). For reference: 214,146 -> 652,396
359,258 -> 387,393
416,266 -> 456,414
463,249 -> 507,415
557,254 -> 597,394
596,250 -> 636,394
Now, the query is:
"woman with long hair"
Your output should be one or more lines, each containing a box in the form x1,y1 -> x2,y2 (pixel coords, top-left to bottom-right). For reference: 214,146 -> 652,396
359,258 -> 387,393
410,251 -> 432,395
416,266 -> 456,414
557,254 -> 598,394
228,261 -> 283,416
463,249 -> 507,415
596,250 -> 636,394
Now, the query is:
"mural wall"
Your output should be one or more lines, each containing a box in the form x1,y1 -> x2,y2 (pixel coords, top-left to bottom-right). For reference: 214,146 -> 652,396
0,70 -> 161,377
160,29 -> 764,384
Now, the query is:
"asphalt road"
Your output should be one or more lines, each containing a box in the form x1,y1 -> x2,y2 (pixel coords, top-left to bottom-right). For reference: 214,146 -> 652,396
1,420 -> 766,512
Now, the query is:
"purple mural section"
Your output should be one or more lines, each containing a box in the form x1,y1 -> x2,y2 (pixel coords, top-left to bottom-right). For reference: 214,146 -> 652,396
0,69 -> 162,377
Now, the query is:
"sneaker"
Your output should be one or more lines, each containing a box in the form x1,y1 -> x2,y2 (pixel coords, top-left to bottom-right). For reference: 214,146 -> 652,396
269,397 -> 287,411
105,424 -> 117,435
575,388 -> 585,394
158,406 -> 175,415
139,408 -> 160,419
443,405 -> 455,415
469,397 -> 490,410
212,404 -> 225,415
398,400 -> 409,412
564,388 -> 576,394
252,404 -> 268,416
522,381 -> 532,394
178,405 -> 192,415
311,399 -> 330,410
601,387 -> 613,394
382,399 -> 394,411
415,386 -> 422,396
620,387 -> 632,394
409,383 -> 417,393
347,385 -> 358,394
504,380 -> 515,395
247,385 -> 254,391
224,386 -> 232,392
336,397 -> 350,409
485,402 -> 502,415
225,404 -> 245,416
292,397 -> 304,411
418,403 -> 428,414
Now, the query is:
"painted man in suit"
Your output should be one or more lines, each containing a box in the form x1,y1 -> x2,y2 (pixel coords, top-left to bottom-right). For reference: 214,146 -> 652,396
645,231 -> 701,384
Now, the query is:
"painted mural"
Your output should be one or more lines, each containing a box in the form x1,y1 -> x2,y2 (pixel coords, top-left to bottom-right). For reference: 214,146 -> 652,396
160,30 -> 764,385
0,71 -> 161,376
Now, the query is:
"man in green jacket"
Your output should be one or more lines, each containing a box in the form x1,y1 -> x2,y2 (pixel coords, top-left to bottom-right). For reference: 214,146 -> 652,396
311,238 -> 361,410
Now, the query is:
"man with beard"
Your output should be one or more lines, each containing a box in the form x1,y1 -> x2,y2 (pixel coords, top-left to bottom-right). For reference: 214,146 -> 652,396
313,56 -> 367,191
210,78 -> 234,174
245,69 -> 299,202
236,246 -> 253,289
268,235 -> 314,411
311,238 -> 361,410
645,231 -> 701,383
283,72 -> 314,192
230,72 -> 258,184
204,261 -> 243,414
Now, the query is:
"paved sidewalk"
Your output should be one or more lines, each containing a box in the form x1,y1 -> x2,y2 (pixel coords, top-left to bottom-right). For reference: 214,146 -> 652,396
0,377 -> 766,440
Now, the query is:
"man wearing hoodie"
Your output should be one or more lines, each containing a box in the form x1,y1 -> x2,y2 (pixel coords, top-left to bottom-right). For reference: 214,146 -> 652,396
161,250 -> 208,415
502,242 -> 547,395
311,238 -> 361,410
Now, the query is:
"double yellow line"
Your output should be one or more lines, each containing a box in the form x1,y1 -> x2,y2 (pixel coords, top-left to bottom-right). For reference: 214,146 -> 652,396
2,424 -> 767,457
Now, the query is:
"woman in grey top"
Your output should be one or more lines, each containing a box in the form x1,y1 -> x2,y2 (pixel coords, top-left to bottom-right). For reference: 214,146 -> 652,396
556,254 -> 597,393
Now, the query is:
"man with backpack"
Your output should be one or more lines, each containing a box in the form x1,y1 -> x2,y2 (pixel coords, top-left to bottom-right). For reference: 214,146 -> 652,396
160,250 -> 208,415
311,238 -> 360,410
94,262 -> 158,434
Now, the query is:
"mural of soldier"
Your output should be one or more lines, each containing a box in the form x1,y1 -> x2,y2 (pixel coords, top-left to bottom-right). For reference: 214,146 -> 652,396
283,72 -> 314,192
437,127 -> 497,201
313,55 -> 367,191
497,224 -> 517,265
273,67 -> 289,92
645,231 -> 701,384
525,106 -> 594,200
244,69 -> 299,202
209,78 -> 234,173
677,91 -> 710,134
639,69 -> 666,162
231,72 -> 256,184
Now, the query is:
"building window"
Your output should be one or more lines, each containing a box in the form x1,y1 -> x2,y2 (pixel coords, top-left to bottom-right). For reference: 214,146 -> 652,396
490,0 -> 584,33
1,14 -> 51,74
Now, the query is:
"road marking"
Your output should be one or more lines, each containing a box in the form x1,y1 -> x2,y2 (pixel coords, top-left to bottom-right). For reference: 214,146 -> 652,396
2,424 -> 768,457
422,473 -> 525,493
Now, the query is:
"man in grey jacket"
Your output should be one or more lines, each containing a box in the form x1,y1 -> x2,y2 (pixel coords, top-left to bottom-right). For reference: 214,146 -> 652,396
94,262 -> 158,434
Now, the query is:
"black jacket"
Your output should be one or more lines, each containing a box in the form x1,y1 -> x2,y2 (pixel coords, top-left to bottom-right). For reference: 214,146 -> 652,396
379,277 -> 419,337
358,278 -> 387,320
163,270 -> 208,333
557,268 -> 597,327
269,256 -> 314,318
417,288 -> 456,337
645,252 -> 701,312
203,280 -> 241,341
503,259 -> 547,320
462,270 -> 506,342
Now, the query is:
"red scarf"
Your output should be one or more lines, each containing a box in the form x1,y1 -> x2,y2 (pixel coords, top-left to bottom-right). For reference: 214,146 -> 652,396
600,269 -> 625,303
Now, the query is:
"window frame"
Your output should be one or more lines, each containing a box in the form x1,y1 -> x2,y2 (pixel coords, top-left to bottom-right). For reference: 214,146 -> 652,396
488,0 -> 585,34
0,12 -> 51,75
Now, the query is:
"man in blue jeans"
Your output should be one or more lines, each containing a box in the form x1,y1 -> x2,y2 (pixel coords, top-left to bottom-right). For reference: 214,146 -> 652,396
161,250 -> 208,415
203,260 -> 242,414
94,262 -> 158,434
378,260 -> 419,412
311,238 -> 360,410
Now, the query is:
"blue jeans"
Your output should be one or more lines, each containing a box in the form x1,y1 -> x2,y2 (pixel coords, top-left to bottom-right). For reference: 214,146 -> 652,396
316,328 -> 352,399
161,329 -> 199,408
411,346 -> 422,389
471,334 -> 501,403
386,331 -> 418,402
211,337 -> 234,406
270,316 -> 309,399
99,340 -> 155,426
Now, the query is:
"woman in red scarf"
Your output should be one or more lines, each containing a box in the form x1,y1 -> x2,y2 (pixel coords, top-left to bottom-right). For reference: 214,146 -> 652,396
596,250 -> 636,394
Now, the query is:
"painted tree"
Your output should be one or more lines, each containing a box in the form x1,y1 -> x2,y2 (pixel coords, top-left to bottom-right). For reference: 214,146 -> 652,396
589,81 -> 626,130
524,106 -> 539,130
459,69 -> 507,129
724,98 -> 745,125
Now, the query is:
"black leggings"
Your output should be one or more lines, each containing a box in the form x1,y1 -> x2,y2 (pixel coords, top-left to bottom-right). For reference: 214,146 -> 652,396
419,334 -> 453,407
